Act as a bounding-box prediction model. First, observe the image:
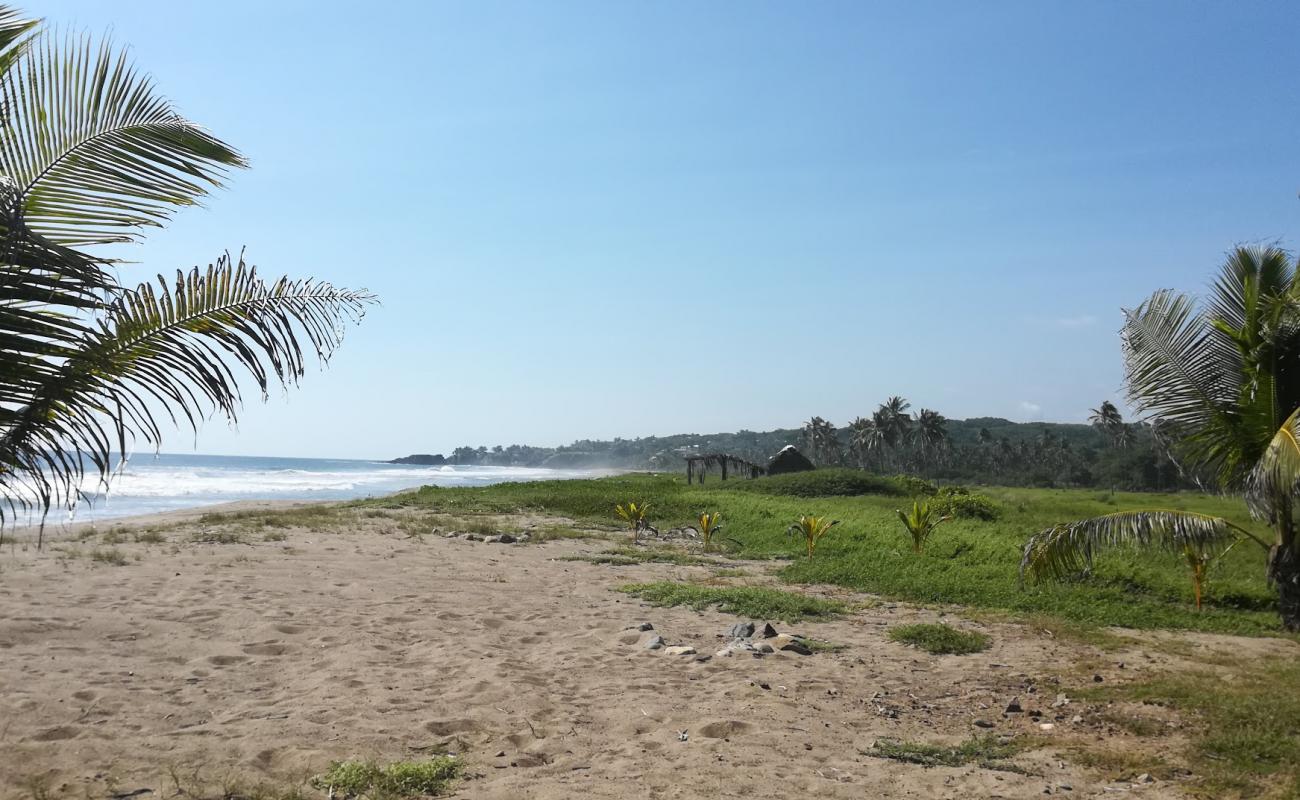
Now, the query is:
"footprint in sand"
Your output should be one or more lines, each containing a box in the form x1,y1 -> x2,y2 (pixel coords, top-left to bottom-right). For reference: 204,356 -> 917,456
31,726 -> 80,741
207,655 -> 249,666
273,623 -> 306,634
241,642 -> 292,656
425,718 -> 483,736
698,720 -> 753,739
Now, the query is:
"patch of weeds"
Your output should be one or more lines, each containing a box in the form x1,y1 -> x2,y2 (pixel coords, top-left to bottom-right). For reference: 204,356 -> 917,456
711,568 -> 752,578
1097,709 -> 1171,737
802,638 -> 848,653
527,525 -> 602,543
618,581 -> 845,622
101,527 -> 129,545
1078,654 -> 1300,797
1064,746 -> 1176,782
263,530 -> 288,542
866,734 -> 1029,773
190,530 -> 248,545
90,547 -> 128,566
563,546 -> 715,567
313,756 -> 462,798
888,623 -> 990,655
133,528 -> 166,544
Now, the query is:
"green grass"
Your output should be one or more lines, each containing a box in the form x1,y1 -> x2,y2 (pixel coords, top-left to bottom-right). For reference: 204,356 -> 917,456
361,472 -> 1283,635
312,757 -> 461,798
618,581 -> 845,622
1075,654 -> 1300,797
888,622 -> 991,655
561,546 -> 717,567
866,734 -> 1028,773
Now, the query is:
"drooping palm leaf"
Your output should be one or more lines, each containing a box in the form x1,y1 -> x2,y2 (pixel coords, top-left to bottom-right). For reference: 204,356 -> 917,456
0,31 -> 246,246
0,252 -> 375,524
1019,510 -> 1261,585
1246,406 -> 1300,521
1120,289 -> 1243,486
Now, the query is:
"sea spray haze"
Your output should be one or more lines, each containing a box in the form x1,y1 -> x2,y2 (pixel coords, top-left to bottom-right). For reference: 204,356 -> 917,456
0,5 -> 375,533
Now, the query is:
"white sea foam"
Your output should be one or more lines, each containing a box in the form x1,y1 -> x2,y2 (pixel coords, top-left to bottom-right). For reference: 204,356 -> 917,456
29,455 -> 611,523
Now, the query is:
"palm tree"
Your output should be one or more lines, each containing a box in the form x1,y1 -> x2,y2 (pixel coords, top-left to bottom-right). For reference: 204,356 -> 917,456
1021,246 -> 1300,629
914,408 -> 948,457
801,416 -> 840,466
847,416 -> 881,469
0,8 -> 375,535
1089,400 -> 1127,447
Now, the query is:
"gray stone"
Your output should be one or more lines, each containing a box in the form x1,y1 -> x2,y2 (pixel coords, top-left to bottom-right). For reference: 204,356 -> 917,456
484,535 -> 502,543
761,623 -> 778,638
974,719 -> 995,729
628,622 -> 654,632
497,533 -> 517,544
644,635 -> 665,650
663,645 -> 696,656
780,642 -> 813,656
464,534 -> 483,541
1004,698 -> 1023,714
726,622 -> 756,639
756,643 -> 774,654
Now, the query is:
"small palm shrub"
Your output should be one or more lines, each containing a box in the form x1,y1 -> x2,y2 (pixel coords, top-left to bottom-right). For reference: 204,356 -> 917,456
787,515 -> 840,558
695,511 -> 722,551
896,500 -> 951,553
615,501 -> 654,542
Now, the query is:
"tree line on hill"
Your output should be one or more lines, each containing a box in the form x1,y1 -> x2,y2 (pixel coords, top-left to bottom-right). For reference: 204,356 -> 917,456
391,397 -> 1192,492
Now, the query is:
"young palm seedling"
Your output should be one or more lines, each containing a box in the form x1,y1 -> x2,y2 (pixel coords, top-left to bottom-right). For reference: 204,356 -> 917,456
1183,538 -> 1241,611
788,515 -> 840,559
694,512 -> 723,552
615,501 -> 656,543
896,500 -> 951,554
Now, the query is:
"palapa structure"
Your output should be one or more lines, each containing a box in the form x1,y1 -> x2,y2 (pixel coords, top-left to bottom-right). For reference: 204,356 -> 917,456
684,453 -> 766,485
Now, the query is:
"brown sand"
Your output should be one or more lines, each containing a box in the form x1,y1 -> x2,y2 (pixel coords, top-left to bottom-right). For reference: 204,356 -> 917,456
0,506 -> 1281,799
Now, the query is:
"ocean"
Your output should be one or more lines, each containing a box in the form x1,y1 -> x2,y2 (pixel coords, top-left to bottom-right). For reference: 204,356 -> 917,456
40,453 -> 607,524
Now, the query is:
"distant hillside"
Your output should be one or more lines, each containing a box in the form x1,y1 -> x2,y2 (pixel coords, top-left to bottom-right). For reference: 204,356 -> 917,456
389,415 -> 1185,492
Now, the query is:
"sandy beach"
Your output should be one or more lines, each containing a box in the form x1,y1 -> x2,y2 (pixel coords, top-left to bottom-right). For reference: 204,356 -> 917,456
1,504 -> 1288,799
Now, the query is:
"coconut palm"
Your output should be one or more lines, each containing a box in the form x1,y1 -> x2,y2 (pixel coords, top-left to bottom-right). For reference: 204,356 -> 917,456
1021,246 -> 1300,629
847,416 -> 879,469
914,408 -> 948,456
896,499 -> 950,553
1089,400 -> 1128,448
0,8 -> 375,535
787,515 -> 840,559
801,416 -> 840,466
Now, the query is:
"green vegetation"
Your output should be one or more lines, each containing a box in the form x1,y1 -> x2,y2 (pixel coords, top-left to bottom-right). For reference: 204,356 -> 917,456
618,582 -> 845,622
1023,246 -> 1300,630
895,500 -> 950,553
1076,654 -> 1300,797
366,472 -> 1281,634
866,735 -> 1026,772
312,757 -> 461,799
695,511 -> 723,551
614,501 -> 654,542
729,468 -> 904,498
787,514 -> 840,558
561,547 -> 716,567
888,623 -> 991,655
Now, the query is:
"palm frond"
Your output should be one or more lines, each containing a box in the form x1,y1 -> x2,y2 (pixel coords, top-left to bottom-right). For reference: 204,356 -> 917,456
0,31 -> 246,246
1020,510 -> 1257,585
0,252 -> 375,522
1121,289 -> 1244,485
1246,406 -> 1300,521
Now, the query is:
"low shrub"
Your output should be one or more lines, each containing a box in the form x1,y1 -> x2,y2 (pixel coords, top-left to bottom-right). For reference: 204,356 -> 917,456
928,486 -> 1000,520
895,475 -> 939,496
888,622 -> 990,655
729,468 -> 905,498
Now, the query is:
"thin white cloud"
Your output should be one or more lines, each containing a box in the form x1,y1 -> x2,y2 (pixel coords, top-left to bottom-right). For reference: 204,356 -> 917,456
1019,401 -> 1043,417
1056,315 -> 1097,329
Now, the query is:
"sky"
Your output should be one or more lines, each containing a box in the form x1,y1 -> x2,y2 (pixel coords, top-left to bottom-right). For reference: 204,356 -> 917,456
34,0 -> 1300,459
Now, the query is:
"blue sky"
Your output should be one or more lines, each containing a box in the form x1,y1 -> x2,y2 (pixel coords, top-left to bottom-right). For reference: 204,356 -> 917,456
39,1 -> 1300,459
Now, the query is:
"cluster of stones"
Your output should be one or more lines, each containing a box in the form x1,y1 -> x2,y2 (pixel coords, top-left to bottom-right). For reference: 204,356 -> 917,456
715,621 -> 814,657
626,620 -> 817,662
441,531 -> 527,544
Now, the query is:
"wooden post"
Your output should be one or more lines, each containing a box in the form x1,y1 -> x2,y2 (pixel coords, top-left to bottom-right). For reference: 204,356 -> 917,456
721,458 -> 728,481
